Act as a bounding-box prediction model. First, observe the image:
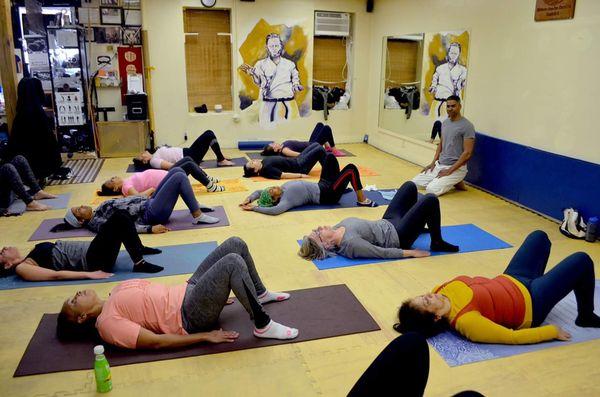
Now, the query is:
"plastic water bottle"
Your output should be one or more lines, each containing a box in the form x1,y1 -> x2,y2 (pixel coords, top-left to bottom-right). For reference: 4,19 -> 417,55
586,216 -> 598,242
94,345 -> 113,393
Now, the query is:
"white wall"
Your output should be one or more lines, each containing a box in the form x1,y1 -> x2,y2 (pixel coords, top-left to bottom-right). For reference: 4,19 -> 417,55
142,0 -> 371,148
367,0 -> 600,165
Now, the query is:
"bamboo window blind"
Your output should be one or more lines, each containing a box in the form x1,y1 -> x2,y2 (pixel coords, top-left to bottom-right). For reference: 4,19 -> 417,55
183,9 -> 232,112
313,37 -> 347,89
386,39 -> 420,90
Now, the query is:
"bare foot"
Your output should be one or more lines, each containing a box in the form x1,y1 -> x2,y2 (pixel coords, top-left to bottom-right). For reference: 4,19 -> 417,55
26,200 -> 51,211
217,159 -> 235,167
454,181 -> 467,191
33,190 -> 57,200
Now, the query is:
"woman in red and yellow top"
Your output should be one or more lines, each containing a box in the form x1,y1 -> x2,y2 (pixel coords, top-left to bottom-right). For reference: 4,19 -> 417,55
395,230 -> 600,344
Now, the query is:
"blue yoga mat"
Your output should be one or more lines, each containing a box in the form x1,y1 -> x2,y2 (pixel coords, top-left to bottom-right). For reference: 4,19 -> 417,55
429,281 -> 600,366
238,141 -> 273,150
7,193 -> 71,215
0,242 -> 218,290
289,189 -> 393,211
300,224 -> 512,270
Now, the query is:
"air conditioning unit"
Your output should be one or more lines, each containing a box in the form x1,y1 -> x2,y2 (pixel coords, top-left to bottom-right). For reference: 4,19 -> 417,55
314,11 -> 350,37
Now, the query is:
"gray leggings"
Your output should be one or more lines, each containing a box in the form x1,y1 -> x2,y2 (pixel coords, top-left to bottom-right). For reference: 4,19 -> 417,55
0,155 -> 41,208
181,237 -> 270,332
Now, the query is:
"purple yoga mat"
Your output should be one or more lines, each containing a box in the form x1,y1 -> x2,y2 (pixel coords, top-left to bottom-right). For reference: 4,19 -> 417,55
28,207 -> 230,241
14,284 -> 380,376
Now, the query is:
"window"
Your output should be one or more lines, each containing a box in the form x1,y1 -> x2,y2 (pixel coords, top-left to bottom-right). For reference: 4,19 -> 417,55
313,11 -> 352,110
183,9 -> 232,112
385,39 -> 422,90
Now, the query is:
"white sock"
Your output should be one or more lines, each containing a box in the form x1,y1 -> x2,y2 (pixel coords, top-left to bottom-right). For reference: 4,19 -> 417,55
206,181 -> 225,192
258,290 -> 290,304
254,320 -> 298,340
193,213 -> 219,224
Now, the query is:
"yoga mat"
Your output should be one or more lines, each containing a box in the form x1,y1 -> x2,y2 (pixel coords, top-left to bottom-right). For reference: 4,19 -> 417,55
288,189 -> 394,211
301,224 -> 512,270
5,193 -> 71,215
246,149 -> 354,160
0,242 -> 218,290
14,284 -> 380,376
28,207 -> 230,241
250,165 -> 379,182
126,157 -> 248,173
90,181 -> 248,205
47,159 -> 104,185
429,281 -> 600,367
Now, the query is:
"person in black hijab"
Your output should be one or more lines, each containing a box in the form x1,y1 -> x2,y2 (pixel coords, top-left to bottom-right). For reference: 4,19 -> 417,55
8,77 -> 63,181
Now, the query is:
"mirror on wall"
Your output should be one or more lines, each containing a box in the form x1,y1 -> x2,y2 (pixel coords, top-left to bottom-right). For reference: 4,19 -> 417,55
378,30 -> 470,144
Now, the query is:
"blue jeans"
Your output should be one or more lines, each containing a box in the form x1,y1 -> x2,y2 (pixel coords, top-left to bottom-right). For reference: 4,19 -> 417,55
503,230 -> 596,326
144,167 -> 200,224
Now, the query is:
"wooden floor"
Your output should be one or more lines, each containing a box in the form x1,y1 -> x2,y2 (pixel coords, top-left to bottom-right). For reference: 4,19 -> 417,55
2,143 -> 599,397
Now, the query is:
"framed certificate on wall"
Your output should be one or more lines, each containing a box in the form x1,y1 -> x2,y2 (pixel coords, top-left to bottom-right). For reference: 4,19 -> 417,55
535,0 -> 576,22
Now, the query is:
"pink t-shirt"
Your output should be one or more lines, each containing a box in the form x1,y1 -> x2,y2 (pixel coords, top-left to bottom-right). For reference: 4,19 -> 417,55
122,169 -> 167,196
95,279 -> 187,349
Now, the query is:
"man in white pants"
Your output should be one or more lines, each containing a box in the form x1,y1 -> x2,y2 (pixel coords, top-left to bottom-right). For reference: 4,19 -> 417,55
412,95 -> 475,196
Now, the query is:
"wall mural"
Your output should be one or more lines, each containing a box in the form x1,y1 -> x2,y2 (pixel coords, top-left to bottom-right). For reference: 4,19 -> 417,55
422,30 -> 470,119
238,18 -> 310,128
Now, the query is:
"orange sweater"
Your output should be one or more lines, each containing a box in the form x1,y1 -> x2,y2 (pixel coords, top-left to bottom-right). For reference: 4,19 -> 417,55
434,275 -> 559,344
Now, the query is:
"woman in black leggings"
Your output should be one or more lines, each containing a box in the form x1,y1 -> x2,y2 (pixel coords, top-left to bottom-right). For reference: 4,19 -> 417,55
0,210 -> 163,280
241,154 -> 377,215
298,181 -> 458,260
261,123 -> 343,157
134,130 -> 235,169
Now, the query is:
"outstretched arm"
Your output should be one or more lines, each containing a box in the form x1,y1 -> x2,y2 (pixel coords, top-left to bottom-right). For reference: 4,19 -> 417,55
136,327 -> 239,349
15,261 -> 112,281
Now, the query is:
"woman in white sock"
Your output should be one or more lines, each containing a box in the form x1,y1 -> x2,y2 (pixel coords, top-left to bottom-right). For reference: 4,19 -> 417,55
57,237 -> 298,349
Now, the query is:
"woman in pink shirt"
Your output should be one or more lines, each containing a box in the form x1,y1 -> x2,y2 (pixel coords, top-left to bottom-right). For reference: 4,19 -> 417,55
99,157 -> 224,195
57,237 -> 298,349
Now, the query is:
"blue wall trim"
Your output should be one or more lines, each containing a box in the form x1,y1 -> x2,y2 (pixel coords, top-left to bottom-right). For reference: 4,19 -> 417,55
465,132 -> 600,221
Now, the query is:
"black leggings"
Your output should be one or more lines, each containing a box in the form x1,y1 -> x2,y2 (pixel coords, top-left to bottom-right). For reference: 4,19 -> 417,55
430,119 -> 442,140
182,130 -> 225,163
318,154 -> 363,204
382,181 -> 443,248
309,122 -> 335,147
0,155 -> 41,208
348,333 -> 482,397
85,210 -> 145,271
172,156 -> 211,186
296,142 -> 326,174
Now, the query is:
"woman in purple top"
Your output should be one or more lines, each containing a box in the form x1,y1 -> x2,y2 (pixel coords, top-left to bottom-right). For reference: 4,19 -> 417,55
261,123 -> 344,157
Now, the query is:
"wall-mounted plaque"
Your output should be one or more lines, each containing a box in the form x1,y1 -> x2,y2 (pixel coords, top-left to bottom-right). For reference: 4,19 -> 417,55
535,0 -> 576,22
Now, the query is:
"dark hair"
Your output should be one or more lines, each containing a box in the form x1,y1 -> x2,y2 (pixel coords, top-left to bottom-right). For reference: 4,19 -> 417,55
97,182 -> 120,196
393,299 -> 448,338
56,311 -> 100,341
50,221 -> 77,233
265,33 -> 282,45
132,158 -> 151,170
0,264 -> 17,278
16,77 -> 46,115
243,163 -> 258,178
261,144 -> 276,156
446,95 -> 461,103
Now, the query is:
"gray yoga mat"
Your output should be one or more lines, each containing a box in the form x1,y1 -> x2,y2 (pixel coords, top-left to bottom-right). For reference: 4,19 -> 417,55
14,284 -> 380,376
28,206 -> 230,241
0,242 -> 218,290
126,157 -> 248,173
4,193 -> 72,216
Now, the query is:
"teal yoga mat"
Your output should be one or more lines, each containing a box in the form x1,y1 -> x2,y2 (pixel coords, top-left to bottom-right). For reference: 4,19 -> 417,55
0,242 -> 218,290
300,224 -> 512,270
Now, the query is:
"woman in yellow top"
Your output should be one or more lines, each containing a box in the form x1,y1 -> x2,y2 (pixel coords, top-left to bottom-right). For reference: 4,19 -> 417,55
396,230 -> 600,344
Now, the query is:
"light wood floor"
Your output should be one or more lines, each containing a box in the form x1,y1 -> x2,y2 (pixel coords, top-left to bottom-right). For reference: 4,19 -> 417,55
1,143 -> 599,397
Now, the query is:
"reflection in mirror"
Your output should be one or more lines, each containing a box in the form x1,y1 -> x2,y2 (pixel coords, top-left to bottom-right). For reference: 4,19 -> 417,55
379,30 -> 470,144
